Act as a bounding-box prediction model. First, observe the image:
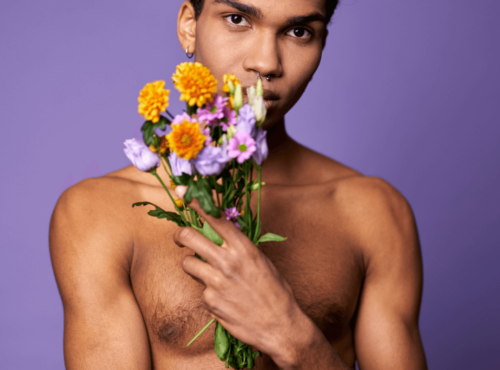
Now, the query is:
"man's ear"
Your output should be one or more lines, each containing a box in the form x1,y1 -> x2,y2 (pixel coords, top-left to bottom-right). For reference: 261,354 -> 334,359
177,1 -> 197,54
322,28 -> 329,49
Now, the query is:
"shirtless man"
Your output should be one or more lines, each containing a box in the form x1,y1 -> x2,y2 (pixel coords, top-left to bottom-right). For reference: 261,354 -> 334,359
49,0 -> 428,369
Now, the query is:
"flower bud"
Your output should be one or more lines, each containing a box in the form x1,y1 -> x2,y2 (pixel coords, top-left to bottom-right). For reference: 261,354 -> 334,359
247,86 -> 256,106
256,77 -> 264,97
218,134 -> 227,146
227,124 -> 237,141
227,80 -> 236,95
252,95 -> 267,126
233,84 -> 243,112
250,181 -> 266,191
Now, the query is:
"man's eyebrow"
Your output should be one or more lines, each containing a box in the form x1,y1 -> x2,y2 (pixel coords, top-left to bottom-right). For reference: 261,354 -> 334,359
213,0 -> 263,19
284,13 -> 326,27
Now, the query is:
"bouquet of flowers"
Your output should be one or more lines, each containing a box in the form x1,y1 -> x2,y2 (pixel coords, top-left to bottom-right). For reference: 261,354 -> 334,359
124,62 -> 286,369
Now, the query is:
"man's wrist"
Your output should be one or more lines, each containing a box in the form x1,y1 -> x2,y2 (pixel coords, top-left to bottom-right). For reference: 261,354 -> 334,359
266,306 -> 322,369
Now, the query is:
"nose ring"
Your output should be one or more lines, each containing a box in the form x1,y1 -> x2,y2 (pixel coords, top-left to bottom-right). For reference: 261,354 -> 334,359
257,72 -> 272,82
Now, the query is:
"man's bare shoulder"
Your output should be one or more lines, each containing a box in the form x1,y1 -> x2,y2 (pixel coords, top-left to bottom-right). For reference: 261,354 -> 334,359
50,165 -> 161,260
55,165 -> 155,215
331,174 -> 420,268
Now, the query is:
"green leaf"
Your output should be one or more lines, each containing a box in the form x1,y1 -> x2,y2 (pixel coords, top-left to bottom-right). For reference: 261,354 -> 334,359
132,202 -> 184,226
184,177 -> 220,218
172,173 -> 191,186
197,221 -> 223,246
257,232 -> 287,244
252,220 -> 262,244
141,116 -> 171,145
214,322 -> 230,362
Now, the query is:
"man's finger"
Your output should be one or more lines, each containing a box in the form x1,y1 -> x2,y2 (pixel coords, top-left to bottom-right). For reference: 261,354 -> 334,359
185,198 -> 243,245
173,226 -> 224,264
181,255 -> 217,286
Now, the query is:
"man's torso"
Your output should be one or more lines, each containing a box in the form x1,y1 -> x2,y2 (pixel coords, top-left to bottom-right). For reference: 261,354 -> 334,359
110,151 -> 365,369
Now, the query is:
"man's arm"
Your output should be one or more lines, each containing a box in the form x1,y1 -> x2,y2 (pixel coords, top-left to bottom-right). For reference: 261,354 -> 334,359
49,179 -> 151,369
350,178 -> 428,370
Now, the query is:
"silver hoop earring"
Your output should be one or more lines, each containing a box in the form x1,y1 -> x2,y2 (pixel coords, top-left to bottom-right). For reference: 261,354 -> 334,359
185,47 -> 194,59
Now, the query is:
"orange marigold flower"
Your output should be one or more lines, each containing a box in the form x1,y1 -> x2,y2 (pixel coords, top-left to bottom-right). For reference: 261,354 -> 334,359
222,74 -> 241,93
166,119 -> 206,160
174,199 -> 184,208
138,80 -> 170,123
172,62 -> 217,107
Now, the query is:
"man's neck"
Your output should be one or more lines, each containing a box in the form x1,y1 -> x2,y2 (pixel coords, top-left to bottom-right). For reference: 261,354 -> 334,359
261,118 -> 303,185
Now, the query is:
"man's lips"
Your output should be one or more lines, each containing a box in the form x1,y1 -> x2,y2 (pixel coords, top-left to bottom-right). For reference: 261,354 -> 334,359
241,88 -> 280,110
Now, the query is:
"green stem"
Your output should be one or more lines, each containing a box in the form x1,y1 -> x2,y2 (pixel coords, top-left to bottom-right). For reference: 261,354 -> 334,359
256,165 -> 261,230
151,169 -> 188,225
186,318 -> 215,347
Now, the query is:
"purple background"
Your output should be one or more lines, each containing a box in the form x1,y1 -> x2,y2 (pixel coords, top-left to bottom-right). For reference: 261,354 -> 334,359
1,0 -> 499,368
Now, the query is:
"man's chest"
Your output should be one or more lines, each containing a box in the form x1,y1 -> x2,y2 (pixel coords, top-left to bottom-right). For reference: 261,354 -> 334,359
129,205 -> 364,355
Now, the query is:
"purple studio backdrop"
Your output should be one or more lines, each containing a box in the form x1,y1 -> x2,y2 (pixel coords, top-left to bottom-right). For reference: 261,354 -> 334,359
1,0 -> 499,369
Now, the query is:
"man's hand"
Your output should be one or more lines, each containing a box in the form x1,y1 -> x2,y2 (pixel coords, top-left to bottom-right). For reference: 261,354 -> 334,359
173,195 -> 298,354
173,189 -> 351,369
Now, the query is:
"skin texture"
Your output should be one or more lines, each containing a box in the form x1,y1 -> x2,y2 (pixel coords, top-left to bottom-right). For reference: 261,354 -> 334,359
49,0 -> 428,369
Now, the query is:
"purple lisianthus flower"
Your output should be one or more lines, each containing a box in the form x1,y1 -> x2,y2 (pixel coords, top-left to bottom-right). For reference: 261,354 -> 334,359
236,104 -> 256,137
172,112 -> 194,125
227,131 -> 256,164
225,207 -> 240,221
252,127 -> 268,165
221,107 -> 237,131
197,95 -> 227,126
169,152 -> 193,177
123,138 -> 160,172
193,145 -> 229,176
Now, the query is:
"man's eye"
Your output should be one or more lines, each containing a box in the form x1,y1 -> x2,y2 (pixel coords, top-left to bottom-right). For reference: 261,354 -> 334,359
225,14 -> 249,26
286,27 -> 311,38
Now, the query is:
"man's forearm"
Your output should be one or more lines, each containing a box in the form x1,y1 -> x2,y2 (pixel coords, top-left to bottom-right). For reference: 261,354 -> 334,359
269,310 -> 352,370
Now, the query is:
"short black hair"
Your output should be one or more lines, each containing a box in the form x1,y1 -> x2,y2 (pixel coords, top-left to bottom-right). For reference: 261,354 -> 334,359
190,0 -> 339,24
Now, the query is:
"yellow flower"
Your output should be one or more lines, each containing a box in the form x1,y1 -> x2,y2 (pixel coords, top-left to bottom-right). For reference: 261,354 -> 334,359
138,81 -> 170,123
172,62 -> 217,107
166,119 -> 206,160
174,199 -> 184,208
222,74 -> 240,93
158,136 -> 169,154
170,180 -> 177,190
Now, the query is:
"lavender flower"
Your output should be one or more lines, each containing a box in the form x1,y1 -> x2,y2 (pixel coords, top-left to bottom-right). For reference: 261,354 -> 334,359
225,207 -> 240,221
197,95 -> 227,126
236,104 -> 256,137
193,145 -> 230,176
225,207 -> 241,228
252,128 -> 268,165
228,131 -> 256,163
123,138 -> 160,172
169,152 -> 193,176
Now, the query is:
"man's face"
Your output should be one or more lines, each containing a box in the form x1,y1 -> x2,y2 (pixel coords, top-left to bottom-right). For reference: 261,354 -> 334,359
192,0 -> 328,128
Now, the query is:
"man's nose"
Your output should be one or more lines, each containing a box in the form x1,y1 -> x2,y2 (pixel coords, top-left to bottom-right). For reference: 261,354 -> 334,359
243,30 -> 283,79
